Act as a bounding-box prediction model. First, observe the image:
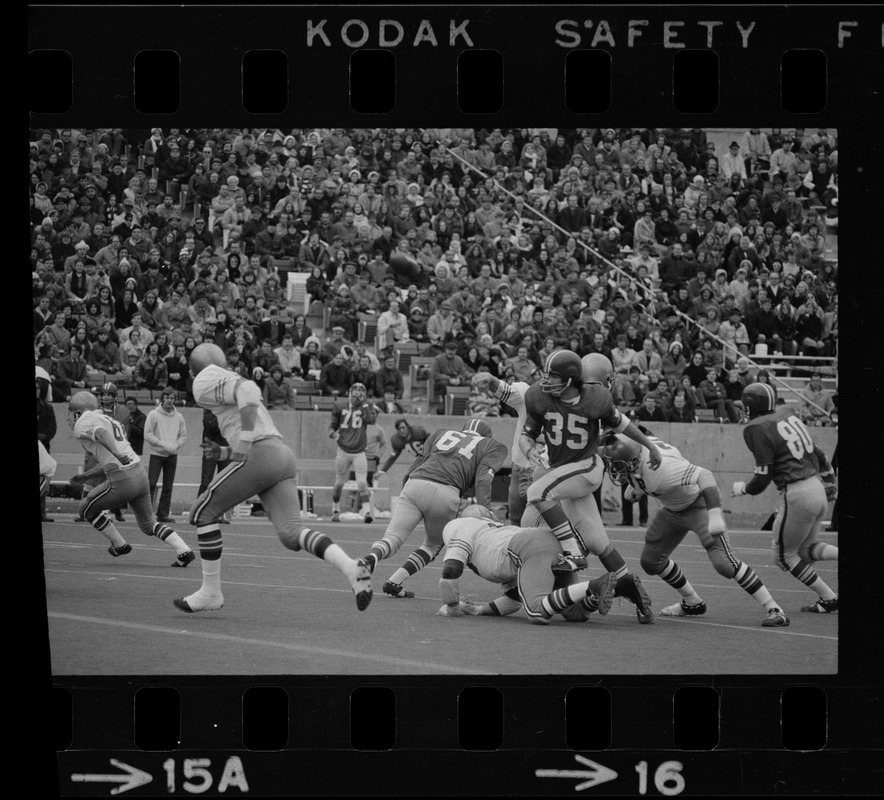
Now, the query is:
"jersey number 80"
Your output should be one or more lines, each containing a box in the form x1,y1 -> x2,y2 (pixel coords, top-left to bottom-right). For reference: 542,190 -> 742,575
776,415 -> 814,460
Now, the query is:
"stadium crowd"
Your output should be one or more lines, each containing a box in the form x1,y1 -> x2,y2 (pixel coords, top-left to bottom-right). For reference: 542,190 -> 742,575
31,126 -> 838,426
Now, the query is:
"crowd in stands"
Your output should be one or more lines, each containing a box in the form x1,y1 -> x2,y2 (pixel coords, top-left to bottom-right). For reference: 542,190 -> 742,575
31,126 -> 838,426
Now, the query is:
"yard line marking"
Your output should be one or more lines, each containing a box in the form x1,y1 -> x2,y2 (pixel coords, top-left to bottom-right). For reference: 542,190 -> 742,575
48,613 -> 493,675
653,615 -> 837,641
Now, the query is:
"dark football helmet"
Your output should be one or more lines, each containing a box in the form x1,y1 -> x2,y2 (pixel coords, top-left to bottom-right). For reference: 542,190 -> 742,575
741,382 -> 777,418
540,350 -> 583,396
97,381 -> 118,407
349,382 -> 367,405
601,434 -> 642,486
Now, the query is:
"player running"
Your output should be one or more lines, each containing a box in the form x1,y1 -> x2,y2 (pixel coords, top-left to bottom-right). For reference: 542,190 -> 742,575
521,351 -> 661,623
173,343 -> 371,613
435,506 -> 617,625
67,391 -> 195,565
601,431 -> 789,627
363,418 -> 508,599
731,383 -> 839,614
329,382 -> 377,524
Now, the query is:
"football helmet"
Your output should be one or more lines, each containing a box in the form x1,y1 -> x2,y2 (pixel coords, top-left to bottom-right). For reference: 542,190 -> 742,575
741,382 -> 777,418
68,390 -> 99,429
189,342 -> 227,376
97,381 -> 118,406
462,417 -> 492,438
601,434 -> 642,486
540,350 -> 583,396
581,353 -> 614,389
349,382 -> 367,405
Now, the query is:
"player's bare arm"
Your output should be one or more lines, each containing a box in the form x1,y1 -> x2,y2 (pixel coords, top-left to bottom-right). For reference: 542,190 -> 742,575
695,467 -> 727,535
233,380 -> 261,461
437,558 -> 465,616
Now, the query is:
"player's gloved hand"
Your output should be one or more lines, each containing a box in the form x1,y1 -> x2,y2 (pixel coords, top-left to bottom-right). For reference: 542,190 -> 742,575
707,507 -> 727,536
68,473 -> 85,486
201,441 -> 222,462
647,446 -> 663,471
117,453 -> 135,466
374,470 -> 385,480
824,485 -> 837,502
623,486 -> 640,504
435,603 -> 462,617
329,430 -> 339,440
732,481 -> 747,497
230,439 -> 252,462
459,600 -> 481,616
526,445 -> 545,468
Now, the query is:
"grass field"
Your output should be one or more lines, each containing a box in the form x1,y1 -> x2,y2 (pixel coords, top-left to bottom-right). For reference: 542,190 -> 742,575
43,515 -> 837,676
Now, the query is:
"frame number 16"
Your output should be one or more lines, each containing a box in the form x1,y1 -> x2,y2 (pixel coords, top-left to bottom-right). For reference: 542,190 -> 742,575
636,761 -> 685,795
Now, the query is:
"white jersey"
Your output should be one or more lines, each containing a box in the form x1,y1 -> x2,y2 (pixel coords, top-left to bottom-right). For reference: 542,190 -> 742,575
73,410 -> 139,473
443,518 -> 520,584
628,437 -> 700,512
38,440 -> 57,478
192,364 -> 282,448
492,381 -> 533,468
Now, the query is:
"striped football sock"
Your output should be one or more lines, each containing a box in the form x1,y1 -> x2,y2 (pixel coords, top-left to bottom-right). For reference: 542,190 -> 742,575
93,512 -> 127,548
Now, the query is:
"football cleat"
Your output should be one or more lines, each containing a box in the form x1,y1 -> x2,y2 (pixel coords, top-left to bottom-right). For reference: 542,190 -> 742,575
660,599 -> 707,617
113,508 -> 126,522
348,560 -> 373,611
762,608 -> 790,627
586,572 -> 616,616
108,543 -> 132,558
615,574 -> 655,623
363,511 -> 373,524
330,511 -> 340,522
800,596 -> 838,613
172,550 -> 196,568
173,592 -> 224,613
382,581 -> 415,598
362,553 -> 378,574
552,551 -> 588,573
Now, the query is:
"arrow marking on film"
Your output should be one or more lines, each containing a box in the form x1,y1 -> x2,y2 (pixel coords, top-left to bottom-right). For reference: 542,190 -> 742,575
536,755 -> 619,791
71,759 -> 153,795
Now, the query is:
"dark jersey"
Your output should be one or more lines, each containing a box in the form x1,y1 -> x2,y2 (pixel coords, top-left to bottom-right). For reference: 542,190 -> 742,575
379,425 -> 430,472
523,382 -> 624,466
408,429 -> 507,496
743,406 -> 821,490
330,400 -> 377,454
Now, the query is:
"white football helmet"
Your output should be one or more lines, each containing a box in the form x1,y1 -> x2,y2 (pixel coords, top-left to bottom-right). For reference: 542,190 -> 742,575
581,353 -> 614,389
189,342 -> 227,376
68,390 -> 99,429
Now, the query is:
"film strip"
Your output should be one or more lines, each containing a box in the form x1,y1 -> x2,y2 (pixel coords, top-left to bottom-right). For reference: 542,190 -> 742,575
29,4 -> 881,797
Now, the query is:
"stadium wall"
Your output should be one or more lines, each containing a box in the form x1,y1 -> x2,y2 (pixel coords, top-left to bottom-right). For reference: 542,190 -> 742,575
48,407 -> 838,516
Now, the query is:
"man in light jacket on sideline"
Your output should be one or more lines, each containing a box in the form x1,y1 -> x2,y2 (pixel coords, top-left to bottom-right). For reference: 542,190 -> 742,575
145,386 -> 187,523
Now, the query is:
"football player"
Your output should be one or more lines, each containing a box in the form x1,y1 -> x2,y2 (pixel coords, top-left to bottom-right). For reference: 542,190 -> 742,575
470,372 -> 539,526
521,351 -> 662,623
174,343 -> 371,613
602,431 -> 789,627
38,439 -> 57,505
375,418 -> 430,480
435,506 -> 617,625
731,383 -> 839,614
329,382 -> 377,523
67,391 -> 195,565
362,418 -> 508,599
75,382 -> 130,522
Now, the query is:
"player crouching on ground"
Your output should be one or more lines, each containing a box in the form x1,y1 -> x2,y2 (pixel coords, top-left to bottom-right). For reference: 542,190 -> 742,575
601,431 -> 789,627
435,505 -> 617,625
67,391 -> 195,566
731,382 -> 839,614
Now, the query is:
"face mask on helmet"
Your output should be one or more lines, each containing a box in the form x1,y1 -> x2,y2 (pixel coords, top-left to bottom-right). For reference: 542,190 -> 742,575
601,437 -> 641,485
349,383 -> 367,405
540,370 -> 571,395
